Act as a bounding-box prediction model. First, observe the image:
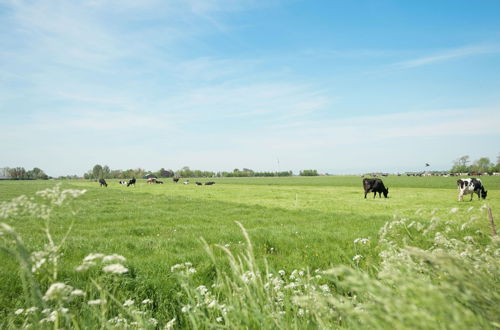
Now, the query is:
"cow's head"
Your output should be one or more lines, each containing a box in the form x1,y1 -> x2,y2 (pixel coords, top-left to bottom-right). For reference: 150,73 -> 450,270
481,189 -> 488,199
383,187 -> 389,198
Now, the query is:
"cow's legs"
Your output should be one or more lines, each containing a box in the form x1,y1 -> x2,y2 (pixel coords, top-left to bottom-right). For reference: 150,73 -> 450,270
364,191 -> 367,199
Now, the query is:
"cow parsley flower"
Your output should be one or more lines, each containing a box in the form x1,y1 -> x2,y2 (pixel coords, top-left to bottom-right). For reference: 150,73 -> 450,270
102,263 -> 128,274
165,318 -> 176,329
43,283 -> 73,301
141,298 -> 153,304
14,309 -> 24,315
123,299 -> 134,307
88,299 -> 104,305
353,254 -> 363,262
103,254 -> 126,263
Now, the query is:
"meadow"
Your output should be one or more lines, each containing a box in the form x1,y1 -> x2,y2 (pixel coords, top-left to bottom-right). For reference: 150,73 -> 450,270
0,176 -> 499,328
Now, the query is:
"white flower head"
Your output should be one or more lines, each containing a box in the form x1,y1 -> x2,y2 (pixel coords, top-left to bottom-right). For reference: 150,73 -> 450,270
70,289 -> 85,296
83,253 -> 104,262
43,283 -> 73,301
142,298 -> 153,304
88,299 -> 104,305
165,317 -> 176,329
102,263 -> 128,274
353,255 -> 363,262
103,254 -> 126,263
123,299 -> 134,307
15,308 -> 24,315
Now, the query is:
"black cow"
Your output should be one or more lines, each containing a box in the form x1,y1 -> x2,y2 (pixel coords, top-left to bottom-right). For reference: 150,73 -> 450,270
457,178 -> 487,201
173,177 -> 180,183
195,182 -> 203,186
127,177 -> 136,187
363,178 -> 389,198
205,181 -> 215,185
99,178 -> 108,187
156,180 -> 164,184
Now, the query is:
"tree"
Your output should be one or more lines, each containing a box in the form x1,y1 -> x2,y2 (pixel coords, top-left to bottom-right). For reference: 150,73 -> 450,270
471,157 -> 493,173
92,164 -> 103,180
102,165 -> 111,179
451,155 -> 470,173
8,167 -> 27,179
300,169 -> 318,176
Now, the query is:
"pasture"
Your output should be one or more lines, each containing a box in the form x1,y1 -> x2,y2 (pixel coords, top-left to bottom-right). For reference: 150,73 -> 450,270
1,176 -> 499,328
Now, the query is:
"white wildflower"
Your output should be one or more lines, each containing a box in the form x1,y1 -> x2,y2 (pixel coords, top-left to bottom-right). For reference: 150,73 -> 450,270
43,283 -> 73,301
83,253 -> 104,262
224,244 -> 230,248
353,254 -> 363,262
196,285 -> 209,296
102,263 -> 128,274
123,299 -> 134,307
181,305 -> 191,313
75,261 -> 96,272
142,298 -> 153,304
26,307 -> 38,313
148,318 -> 158,326
15,309 -> 24,315
165,317 -> 176,329
278,270 -> 285,276
449,207 -> 459,214
216,317 -> 223,323
320,284 -> 330,293
70,289 -> 85,296
187,267 -> 197,274
298,308 -> 305,316
88,299 -> 104,305
39,311 -> 57,323
103,254 -> 126,263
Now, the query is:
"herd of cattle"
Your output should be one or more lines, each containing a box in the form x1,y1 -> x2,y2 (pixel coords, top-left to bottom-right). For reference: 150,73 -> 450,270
99,177 -> 488,202
98,177 -> 216,187
361,177 -> 488,201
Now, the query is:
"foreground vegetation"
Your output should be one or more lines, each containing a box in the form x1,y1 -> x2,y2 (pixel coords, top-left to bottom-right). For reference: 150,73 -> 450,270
0,177 -> 499,328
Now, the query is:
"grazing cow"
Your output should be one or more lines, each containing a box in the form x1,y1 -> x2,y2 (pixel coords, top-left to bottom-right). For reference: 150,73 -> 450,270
195,182 -> 203,186
147,178 -> 156,184
119,180 -> 128,185
362,178 -> 389,198
99,178 -> 108,187
156,180 -> 163,184
205,181 -> 215,185
127,178 -> 136,187
183,180 -> 190,185
173,177 -> 180,183
457,178 -> 487,201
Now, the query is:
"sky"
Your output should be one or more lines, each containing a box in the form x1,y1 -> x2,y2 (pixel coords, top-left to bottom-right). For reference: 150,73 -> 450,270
1,0 -> 500,176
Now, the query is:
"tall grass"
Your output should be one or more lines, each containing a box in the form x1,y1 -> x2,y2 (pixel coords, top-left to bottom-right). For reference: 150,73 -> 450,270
1,185 -> 498,328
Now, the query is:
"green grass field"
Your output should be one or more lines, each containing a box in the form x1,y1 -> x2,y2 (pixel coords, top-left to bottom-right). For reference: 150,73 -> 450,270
1,176 -> 499,328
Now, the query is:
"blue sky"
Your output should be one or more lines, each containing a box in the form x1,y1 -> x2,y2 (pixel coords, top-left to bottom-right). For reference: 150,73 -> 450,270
1,0 -> 499,176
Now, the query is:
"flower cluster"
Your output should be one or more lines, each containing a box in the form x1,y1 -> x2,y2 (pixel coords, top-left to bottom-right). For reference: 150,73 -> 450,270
75,253 -> 128,274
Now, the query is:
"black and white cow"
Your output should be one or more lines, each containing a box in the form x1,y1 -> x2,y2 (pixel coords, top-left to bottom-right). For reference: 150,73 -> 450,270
119,181 -> 127,185
99,178 -> 108,187
127,177 -> 136,187
457,178 -> 487,201
363,178 -> 389,198
205,181 -> 215,186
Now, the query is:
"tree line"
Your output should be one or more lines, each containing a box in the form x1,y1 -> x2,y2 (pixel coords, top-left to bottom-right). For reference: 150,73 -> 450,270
450,155 -> 500,174
0,167 -> 49,180
83,165 -> 299,179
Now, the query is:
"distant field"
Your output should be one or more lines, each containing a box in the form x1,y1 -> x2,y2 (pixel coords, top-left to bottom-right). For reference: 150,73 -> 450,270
1,176 -> 499,324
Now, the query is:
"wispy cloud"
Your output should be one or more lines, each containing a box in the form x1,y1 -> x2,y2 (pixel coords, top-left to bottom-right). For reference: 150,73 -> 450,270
395,44 -> 500,69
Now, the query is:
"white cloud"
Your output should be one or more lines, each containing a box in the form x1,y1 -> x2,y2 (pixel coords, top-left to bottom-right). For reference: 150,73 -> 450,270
395,44 -> 500,69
